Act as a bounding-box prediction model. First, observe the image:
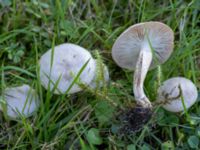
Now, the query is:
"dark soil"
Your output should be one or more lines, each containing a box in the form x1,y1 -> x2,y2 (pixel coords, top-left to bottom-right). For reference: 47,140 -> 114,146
118,105 -> 153,134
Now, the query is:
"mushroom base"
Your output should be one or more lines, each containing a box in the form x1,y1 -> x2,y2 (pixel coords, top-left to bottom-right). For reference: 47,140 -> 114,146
118,105 -> 152,134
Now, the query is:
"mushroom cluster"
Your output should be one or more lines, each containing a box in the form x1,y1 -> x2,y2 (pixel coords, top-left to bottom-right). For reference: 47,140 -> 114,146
0,44 -> 109,120
112,21 -> 198,132
112,22 -> 174,107
112,22 -> 174,131
0,20 -> 198,136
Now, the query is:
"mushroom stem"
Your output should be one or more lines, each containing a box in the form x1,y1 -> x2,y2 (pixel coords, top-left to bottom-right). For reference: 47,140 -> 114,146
133,44 -> 152,108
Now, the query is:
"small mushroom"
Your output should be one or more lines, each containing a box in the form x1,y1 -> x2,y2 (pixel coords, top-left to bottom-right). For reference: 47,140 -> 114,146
0,84 -> 39,119
39,43 -> 96,94
157,77 -> 198,112
112,22 -> 174,132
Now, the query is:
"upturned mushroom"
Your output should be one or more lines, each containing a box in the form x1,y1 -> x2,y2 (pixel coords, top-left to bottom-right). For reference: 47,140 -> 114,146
0,84 -> 39,119
112,21 -> 174,131
40,43 -> 109,94
157,77 -> 198,112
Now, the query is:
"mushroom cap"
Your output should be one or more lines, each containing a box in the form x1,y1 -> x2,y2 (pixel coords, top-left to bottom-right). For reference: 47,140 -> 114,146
89,60 -> 109,89
112,21 -> 174,70
0,84 -> 39,119
157,77 -> 198,112
40,43 -> 96,94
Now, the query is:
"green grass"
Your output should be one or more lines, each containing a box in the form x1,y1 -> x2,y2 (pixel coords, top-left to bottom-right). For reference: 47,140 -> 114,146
0,0 -> 200,149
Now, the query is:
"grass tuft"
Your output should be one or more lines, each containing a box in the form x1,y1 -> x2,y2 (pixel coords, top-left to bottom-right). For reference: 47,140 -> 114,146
0,0 -> 199,149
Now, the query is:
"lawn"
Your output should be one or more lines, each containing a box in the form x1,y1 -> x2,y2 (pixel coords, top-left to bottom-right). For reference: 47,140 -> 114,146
0,0 -> 200,149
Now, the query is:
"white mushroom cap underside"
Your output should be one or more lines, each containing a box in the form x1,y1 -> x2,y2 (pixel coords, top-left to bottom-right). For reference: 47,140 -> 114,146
40,43 -> 96,94
2,84 -> 39,118
157,77 -> 198,112
112,22 -> 174,70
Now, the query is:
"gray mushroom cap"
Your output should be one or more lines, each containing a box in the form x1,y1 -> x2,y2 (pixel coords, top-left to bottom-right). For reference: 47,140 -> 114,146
0,84 -> 39,119
157,77 -> 198,112
39,43 -> 96,94
112,21 -> 174,70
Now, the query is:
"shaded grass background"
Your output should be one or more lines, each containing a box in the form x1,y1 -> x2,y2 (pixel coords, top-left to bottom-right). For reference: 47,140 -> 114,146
0,0 -> 200,149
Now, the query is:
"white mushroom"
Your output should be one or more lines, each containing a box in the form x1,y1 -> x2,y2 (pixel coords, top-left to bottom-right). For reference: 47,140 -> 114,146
39,43 -> 96,94
157,77 -> 198,112
112,22 -> 174,108
0,84 -> 39,119
40,43 -> 109,94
